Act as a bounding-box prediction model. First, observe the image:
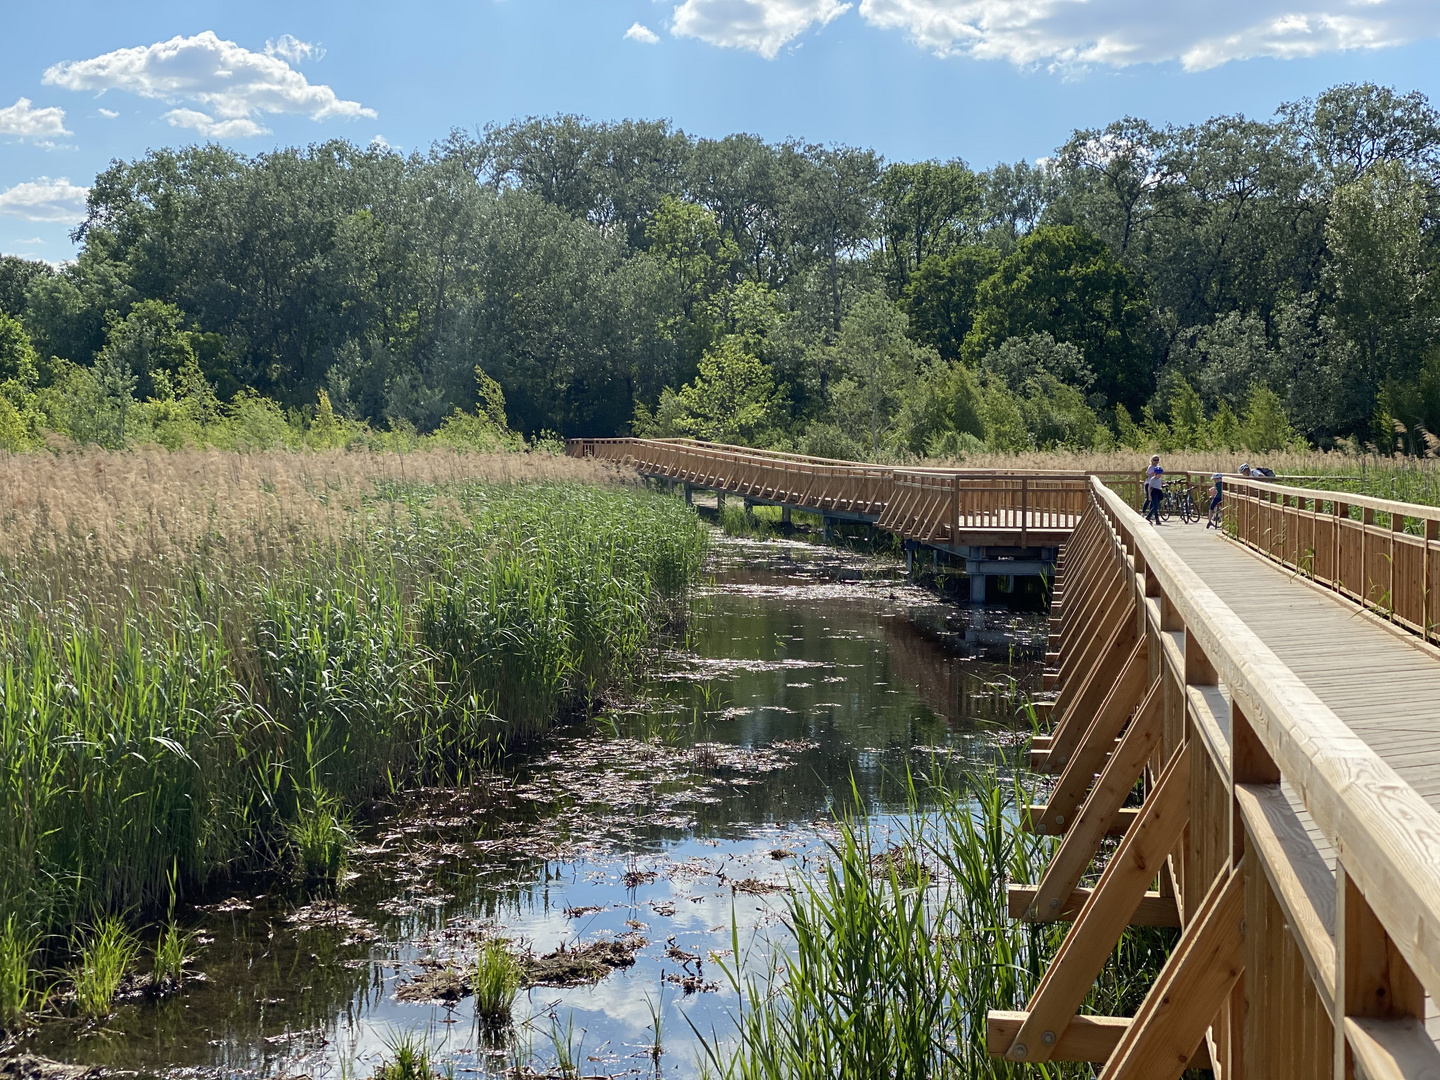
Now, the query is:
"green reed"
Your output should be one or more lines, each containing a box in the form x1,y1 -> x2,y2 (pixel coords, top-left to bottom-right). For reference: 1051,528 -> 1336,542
473,941 -> 521,1023
72,916 -> 141,1019
0,480 -> 708,991
705,772 -> 1174,1080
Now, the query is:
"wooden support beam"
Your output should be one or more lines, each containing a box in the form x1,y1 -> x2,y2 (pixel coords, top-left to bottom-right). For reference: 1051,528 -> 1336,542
1007,884 -> 1180,927
1033,642 -> 1149,833
987,1013 -> 1211,1069
1344,1017 -> 1440,1080
1022,804 -> 1137,838
1025,685 -> 1163,918
1044,608 -> 1137,774
1101,863 -> 1245,1080
999,744 -> 1191,1064
1337,866 -> 1426,1079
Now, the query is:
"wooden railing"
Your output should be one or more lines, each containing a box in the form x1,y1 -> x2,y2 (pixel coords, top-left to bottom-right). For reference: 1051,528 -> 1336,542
992,476 -> 1440,1077
1225,476 -> 1440,644
567,437 -> 1176,546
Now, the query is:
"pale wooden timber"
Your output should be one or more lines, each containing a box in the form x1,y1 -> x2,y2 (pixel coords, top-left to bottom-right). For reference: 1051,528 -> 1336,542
565,436 -> 1167,546
1006,884 -> 1181,927
992,475 -> 1440,1075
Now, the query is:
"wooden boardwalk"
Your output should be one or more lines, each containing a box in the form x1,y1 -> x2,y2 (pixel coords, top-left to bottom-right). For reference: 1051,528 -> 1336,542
1161,523 -> 1440,811
569,437 -> 1440,1075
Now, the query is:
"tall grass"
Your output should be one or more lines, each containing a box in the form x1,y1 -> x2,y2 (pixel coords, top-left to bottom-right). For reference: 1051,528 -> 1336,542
706,774 -> 1173,1079
473,942 -> 521,1023
0,916 -> 39,1031
72,917 -> 141,1018
0,471 -> 707,994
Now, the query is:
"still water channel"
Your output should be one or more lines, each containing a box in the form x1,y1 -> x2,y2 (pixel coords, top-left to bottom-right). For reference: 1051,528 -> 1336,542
24,534 -> 1046,1080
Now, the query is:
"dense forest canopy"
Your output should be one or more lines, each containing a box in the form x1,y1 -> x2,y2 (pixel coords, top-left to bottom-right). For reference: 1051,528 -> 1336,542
3,81 -> 1440,457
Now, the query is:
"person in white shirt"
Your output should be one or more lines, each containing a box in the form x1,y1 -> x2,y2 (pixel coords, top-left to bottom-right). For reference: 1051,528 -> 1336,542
1144,455 -> 1165,524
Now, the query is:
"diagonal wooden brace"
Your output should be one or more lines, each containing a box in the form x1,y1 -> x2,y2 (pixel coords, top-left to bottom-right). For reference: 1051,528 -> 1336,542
1033,642 -> 1150,832
1101,862 -> 1245,1079
1026,682 -> 1164,917
1044,607 -> 1137,774
998,742 -> 1191,1064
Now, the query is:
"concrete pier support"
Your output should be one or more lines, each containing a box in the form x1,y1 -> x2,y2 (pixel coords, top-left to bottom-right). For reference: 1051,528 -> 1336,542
781,506 -> 792,526
716,491 -> 726,512
683,484 -> 693,507
968,568 -> 988,604
822,515 -> 835,541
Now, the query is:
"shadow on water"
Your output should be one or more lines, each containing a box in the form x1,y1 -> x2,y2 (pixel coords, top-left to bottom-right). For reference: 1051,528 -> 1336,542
19,534 -> 1045,1080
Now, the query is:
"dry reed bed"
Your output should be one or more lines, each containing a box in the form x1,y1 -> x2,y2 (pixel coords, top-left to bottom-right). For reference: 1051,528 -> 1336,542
0,448 -> 630,565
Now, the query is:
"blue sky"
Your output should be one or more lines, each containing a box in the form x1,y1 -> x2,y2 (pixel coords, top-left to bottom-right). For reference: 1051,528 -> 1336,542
4,0 -> 1440,262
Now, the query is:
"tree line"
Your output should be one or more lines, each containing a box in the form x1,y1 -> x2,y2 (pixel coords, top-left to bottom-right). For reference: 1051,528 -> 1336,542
1,81 -> 1438,457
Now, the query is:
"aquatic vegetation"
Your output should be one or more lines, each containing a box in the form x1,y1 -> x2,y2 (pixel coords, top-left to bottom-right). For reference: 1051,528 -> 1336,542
0,916 -> 39,1031
152,921 -> 196,989
0,477 -> 708,997
704,773 -> 1172,1079
287,786 -> 353,885
374,1031 -> 439,1080
473,942 -> 521,1022
71,917 -> 141,1019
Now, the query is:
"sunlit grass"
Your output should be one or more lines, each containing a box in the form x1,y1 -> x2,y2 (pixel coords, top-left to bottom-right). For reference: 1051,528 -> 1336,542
72,917 -> 141,1019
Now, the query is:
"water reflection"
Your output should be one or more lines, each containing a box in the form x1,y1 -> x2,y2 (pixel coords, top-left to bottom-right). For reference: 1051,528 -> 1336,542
21,534 -> 1044,1079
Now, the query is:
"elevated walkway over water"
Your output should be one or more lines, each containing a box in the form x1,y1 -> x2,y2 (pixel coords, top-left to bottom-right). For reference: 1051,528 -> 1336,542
571,436 -> 1440,1077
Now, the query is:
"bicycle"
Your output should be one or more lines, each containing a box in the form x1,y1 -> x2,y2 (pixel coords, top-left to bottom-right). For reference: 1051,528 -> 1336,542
1159,480 -> 1199,524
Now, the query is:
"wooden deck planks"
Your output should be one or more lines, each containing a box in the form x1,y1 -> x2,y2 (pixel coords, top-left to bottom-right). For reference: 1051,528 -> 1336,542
1160,525 -> 1440,817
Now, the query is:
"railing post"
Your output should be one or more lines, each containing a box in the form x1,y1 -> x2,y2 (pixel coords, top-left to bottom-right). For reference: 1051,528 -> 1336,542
1021,477 -> 1029,550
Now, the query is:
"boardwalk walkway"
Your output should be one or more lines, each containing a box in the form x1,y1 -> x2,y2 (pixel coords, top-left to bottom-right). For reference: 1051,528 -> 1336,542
569,438 -> 1440,1072
1160,523 -> 1440,812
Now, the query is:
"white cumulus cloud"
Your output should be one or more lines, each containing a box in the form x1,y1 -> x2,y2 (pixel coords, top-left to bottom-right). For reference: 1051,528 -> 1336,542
42,30 -> 374,138
626,22 -> 662,44
98,107 -> 120,118
672,0 -> 852,58
0,178 -> 90,223
854,0 -> 1440,70
164,108 -> 268,139
265,34 -> 325,64
0,98 -> 70,140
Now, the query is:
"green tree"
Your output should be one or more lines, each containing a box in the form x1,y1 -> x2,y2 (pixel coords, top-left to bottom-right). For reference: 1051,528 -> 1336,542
647,195 -> 738,360
980,332 -> 1093,394
899,246 -> 1000,361
875,159 -> 982,286
898,356 -> 985,456
1324,161 -> 1434,416
962,225 -> 1151,412
669,340 -> 782,446
1167,376 -> 1208,448
823,294 -> 923,457
1019,374 -> 1100,449
1240,385 -> 1298,451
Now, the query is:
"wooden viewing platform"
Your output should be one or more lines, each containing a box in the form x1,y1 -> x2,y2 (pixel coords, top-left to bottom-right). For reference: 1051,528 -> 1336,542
570,436 -> 1440,1077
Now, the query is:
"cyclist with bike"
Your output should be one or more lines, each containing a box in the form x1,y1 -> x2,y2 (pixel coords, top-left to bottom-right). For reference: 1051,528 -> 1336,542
1206,473 -> 1223,529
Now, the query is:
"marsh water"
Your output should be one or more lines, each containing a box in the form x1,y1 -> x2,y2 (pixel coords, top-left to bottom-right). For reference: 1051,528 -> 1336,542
21,535 -> 1046,1080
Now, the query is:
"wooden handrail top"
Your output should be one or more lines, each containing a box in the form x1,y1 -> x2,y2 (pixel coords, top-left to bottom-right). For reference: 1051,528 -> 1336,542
1224,474 -> 1440,523
1090,475 -> 1440,997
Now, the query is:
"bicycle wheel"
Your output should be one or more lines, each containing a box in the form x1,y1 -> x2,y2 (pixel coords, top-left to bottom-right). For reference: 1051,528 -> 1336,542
1159,492 -> 1173,522
1182,493 -> 1199,524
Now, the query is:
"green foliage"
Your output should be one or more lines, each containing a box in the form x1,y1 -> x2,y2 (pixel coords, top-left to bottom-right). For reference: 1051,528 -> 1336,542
1240,385 -> 1300,451
707,774 -> 1171,1079
1019,374 -> 1101,449
374,1031 -> 437,1080
820,294 -> 932,458
0,916 -> 39,1030
898,247 -> 999,361
663,339 -> 784,445
473,942 -> 522,1022
152,922 -> 196,988
287,786 -> 352,885
963,225 -> 1150,412
72,917 -> 141,1018
0,481 -> 708,993
898,356 -> 985,456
